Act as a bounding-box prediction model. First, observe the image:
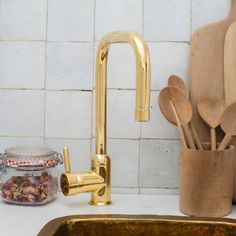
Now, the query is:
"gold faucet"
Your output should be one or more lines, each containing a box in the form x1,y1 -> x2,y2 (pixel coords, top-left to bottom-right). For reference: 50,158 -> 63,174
60,31 -> 151,206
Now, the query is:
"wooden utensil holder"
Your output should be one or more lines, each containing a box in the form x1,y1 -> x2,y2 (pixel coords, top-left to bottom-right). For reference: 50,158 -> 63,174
179,144 -> 234,217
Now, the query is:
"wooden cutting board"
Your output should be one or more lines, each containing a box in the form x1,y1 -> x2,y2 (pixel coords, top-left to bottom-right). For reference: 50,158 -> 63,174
189,0 -> 236,143
224,21 -> 236,106
224,21 -> 236,203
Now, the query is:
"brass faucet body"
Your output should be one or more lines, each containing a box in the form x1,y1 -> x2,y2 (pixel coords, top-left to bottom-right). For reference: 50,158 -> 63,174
60,31 -> 151,206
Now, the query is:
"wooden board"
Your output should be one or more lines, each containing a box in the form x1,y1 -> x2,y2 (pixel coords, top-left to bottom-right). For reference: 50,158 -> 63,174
224,21 -> 236,202
224,21 -> 236,105
189,0 -> 236,143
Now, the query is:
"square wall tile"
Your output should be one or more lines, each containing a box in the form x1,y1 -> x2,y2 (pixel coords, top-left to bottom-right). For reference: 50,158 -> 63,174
0,137 -> 44,153
92,90 -> 141,138
0,42 -> 45,89
148,42 -> 189,90
140,139 -> 180,188
0,90 -> 44,136
141,91 -> 178,139
44,139 -> 91,173
192,0 -> 231,33
144,0 -> 191,41
93,43 -> 136,89
46,42 -> 93,90
45,91 -> 92,138
95,0 -> 142,40
0,0 -> 47,40
107,139 -> 139,188
107,44 -> 136,89
48,0 -> 94,41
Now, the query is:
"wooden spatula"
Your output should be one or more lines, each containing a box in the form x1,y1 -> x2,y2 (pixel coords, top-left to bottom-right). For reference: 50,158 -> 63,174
197,98 -> 226,150
190,0 -> 236,143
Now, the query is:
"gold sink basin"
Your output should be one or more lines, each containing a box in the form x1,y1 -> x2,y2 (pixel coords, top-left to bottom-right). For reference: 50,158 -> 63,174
38,215 -> 236,236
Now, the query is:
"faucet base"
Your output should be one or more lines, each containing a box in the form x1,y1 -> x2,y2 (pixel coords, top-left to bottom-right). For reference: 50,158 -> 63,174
89,200 -> 112,206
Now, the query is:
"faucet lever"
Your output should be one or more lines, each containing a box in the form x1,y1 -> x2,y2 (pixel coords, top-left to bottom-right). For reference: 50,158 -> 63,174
63,146 -> 71,174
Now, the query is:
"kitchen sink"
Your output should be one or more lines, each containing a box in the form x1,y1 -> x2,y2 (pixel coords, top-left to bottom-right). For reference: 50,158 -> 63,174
38,214 -> 236,236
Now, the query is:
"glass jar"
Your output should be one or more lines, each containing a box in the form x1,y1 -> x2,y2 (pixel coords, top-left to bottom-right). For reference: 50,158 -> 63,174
0,147 -> 62,205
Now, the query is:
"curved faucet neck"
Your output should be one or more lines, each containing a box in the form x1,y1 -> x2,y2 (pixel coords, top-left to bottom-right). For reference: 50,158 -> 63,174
95,31 -> 151,155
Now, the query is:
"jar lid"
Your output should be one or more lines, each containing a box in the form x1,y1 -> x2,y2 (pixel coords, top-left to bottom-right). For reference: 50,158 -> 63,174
3,147 -> 62,168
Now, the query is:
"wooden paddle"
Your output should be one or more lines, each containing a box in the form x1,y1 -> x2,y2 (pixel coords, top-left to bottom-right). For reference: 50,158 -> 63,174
190,0 -> 236,143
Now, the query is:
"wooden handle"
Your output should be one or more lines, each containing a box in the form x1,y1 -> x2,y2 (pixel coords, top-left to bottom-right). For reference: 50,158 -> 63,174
182,124 -> 196,150
217,134 -> 232,151
190,122 -> 203,150
170,101 -> 187,148
210,128 -> 216,151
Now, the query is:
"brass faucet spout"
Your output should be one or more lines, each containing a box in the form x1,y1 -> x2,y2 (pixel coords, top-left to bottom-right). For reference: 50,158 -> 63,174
96,31 -> 151,155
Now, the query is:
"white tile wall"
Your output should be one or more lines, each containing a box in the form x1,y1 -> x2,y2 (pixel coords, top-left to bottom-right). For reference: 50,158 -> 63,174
0,90 -> 44,136
0,42 -> 45,89
47,0 -> 94,41
192,0 -> 231,33
0,0 -> 231,193
46,42 -> 93,90
0,0 -> 47,40
144,0 -> 191,41
107,139 -> 139,187
95,0 -> 142,40
140,140 -> 180,188
45,91 -> 92,138
149,42 -> 189,90
0,137 -> 44,153
107,90 -> 141,138
141,91 -> 178,139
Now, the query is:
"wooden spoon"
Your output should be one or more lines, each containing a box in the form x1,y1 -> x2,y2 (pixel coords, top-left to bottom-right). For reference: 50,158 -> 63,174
218,102 -> 236,151
197,98 -> 226,150
168,75 -> 202,150
158,87 -> 196,149
168,75 -> 188,97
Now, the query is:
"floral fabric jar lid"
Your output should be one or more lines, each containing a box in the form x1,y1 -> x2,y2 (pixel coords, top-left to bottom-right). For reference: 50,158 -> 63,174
3,147 -> 62,168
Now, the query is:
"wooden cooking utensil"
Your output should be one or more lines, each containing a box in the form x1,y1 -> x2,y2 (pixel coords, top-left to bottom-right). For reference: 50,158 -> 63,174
190,0 -> 236,143
197,98 -> 226,150
168,75 -> 202,150
158,87 -> 196,149
218,102 -> 236,151
169,101 -> 187,149
168,75 -> 188,97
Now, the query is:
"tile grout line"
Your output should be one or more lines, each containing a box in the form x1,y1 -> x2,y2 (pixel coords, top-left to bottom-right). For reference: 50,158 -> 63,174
0,39 -> 190,44
90,0 -> 97,157
142,0 -> 144,37
43,0 -> 49,146
139,0 -> 143,193
190,0 -> 193,37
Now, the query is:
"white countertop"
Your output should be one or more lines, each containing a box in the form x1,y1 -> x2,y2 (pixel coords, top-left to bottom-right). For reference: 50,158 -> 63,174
1,193 -> 236,236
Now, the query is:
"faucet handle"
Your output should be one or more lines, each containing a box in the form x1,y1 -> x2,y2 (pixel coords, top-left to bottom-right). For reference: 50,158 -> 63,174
63,146 -> 71,174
